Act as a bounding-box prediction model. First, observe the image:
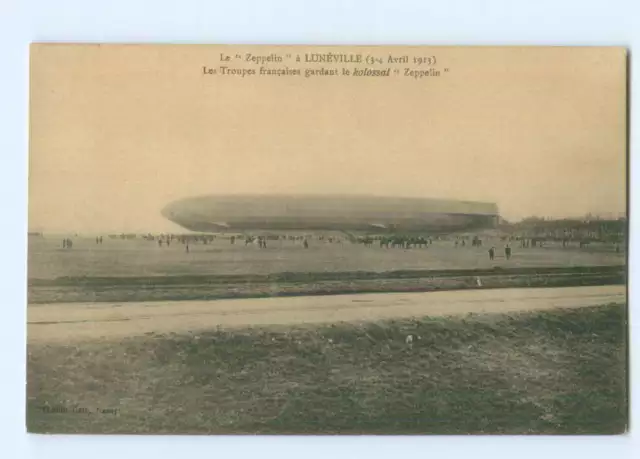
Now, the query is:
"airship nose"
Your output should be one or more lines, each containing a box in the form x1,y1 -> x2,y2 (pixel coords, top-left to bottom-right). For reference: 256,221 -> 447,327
161,202 -> 182,222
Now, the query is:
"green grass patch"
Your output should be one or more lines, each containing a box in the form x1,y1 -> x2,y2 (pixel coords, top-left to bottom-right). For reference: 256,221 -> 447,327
27,304 -> 627,434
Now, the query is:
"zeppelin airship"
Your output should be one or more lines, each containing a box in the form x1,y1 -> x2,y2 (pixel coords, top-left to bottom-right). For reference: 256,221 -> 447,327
161,194 -> 499,234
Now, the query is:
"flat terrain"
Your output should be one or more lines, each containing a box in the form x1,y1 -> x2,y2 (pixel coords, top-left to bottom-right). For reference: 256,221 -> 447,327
27,303 -> 627,434
28,285 -> 626,344
28,236 -> 625,280
26,234 -> 628,435
28,236 -> 625,304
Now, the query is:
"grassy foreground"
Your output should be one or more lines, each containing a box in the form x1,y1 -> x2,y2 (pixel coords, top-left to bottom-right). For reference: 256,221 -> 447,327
27,303 -> 627,435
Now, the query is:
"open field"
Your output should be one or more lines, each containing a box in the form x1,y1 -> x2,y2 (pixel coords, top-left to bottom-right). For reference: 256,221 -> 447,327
27,234 -> 628,434
27,303 -> 627,434
28,236 -> 625,280
28,236 -> 625,304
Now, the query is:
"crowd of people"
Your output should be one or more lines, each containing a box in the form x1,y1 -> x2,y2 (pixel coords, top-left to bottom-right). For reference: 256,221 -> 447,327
59,221 -> 624,259
505,217 -> 626,245
136,231 -> 521,261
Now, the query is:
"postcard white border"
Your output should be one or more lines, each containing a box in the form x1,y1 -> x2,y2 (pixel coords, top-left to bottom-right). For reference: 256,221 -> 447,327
1,1 -> 638,458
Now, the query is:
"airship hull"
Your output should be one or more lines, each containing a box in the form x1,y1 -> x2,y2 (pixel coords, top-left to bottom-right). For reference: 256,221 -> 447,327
161,195 -> 499,234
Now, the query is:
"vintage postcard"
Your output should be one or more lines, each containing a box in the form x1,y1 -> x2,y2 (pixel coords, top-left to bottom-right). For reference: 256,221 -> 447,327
27,45 -> 627,434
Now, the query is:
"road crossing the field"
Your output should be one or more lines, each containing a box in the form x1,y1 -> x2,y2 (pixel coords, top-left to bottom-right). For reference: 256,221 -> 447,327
27,285 -> 626,343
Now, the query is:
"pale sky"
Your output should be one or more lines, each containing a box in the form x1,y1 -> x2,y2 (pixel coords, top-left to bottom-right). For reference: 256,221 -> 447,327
29,45 -> 627,233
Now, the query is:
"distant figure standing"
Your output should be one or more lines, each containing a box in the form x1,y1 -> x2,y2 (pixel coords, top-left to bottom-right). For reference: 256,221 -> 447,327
158,239 -> 163,247
303,239 -> 309,249
185,244 -> 189,253
505,245 -> 512,260
230,236 -> 235,245
488,246 -> 495,261
62,239 -> 67,249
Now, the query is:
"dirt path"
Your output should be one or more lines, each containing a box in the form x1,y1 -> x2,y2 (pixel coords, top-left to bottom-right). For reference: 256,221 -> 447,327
28,285 -> 626,343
